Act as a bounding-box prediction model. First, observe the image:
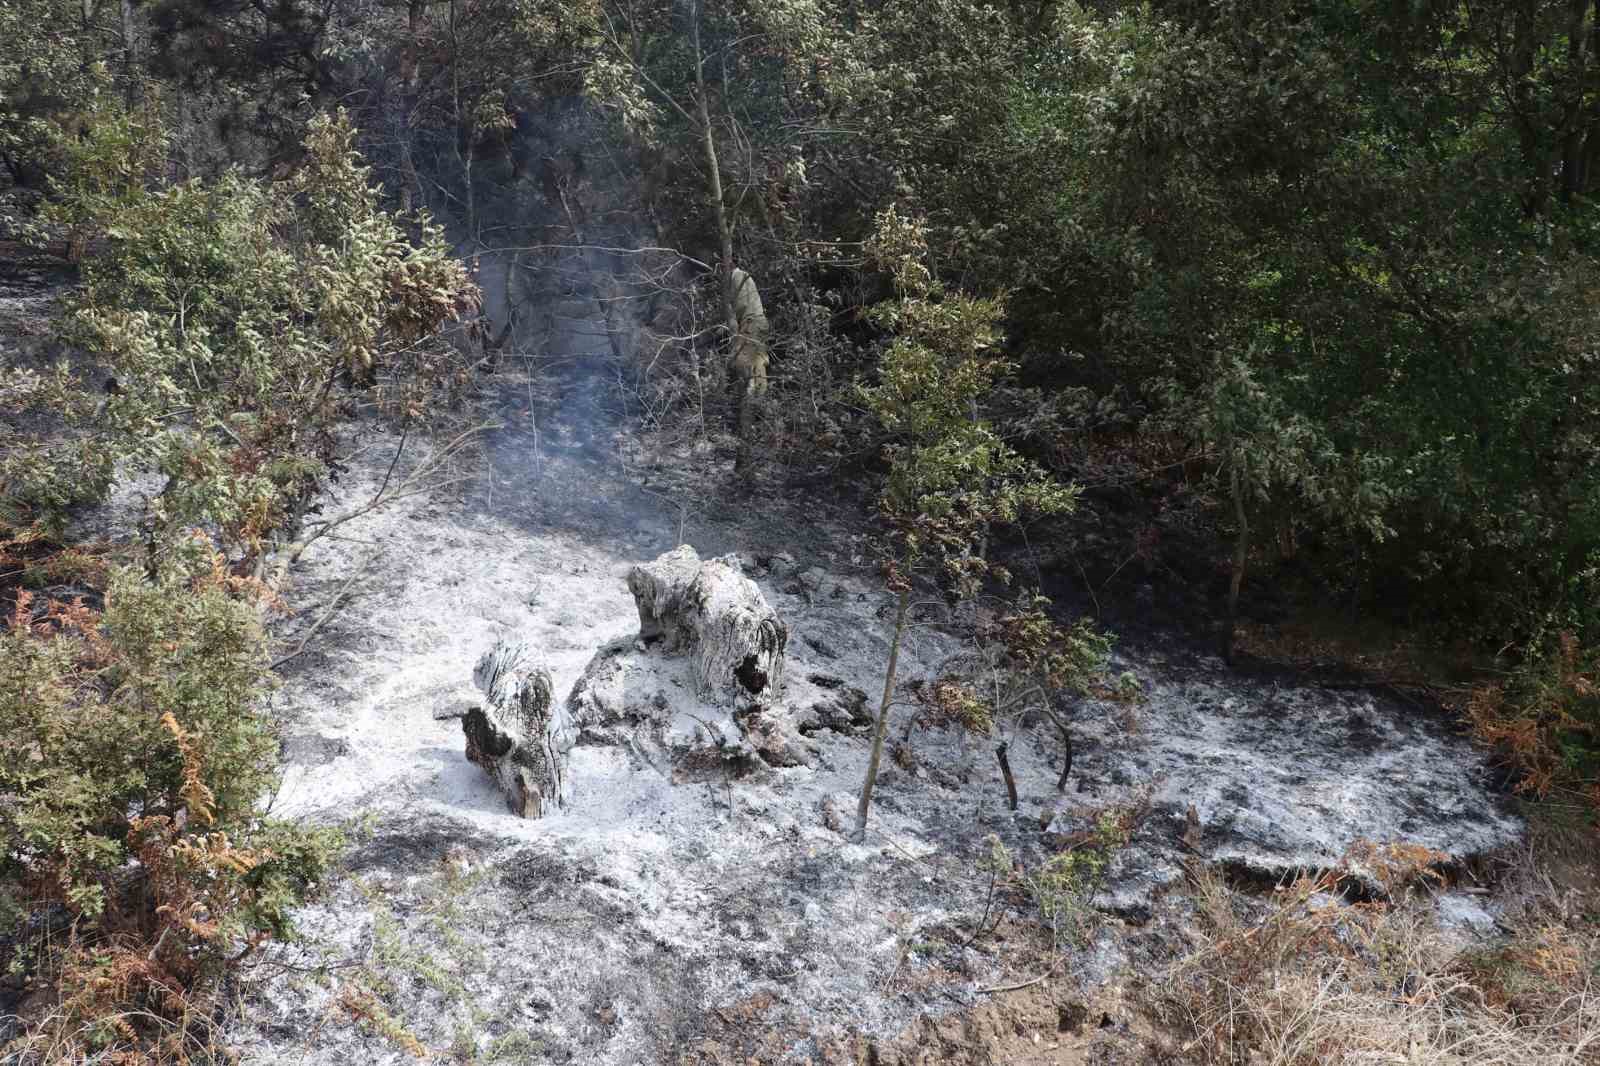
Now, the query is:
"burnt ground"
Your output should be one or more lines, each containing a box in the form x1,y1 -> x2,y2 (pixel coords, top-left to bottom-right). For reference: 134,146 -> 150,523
223,349 -> 1524,1065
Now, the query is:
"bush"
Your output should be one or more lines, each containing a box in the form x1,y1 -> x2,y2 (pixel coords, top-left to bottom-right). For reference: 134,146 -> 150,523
1466,629 -> 1600,804
0,539 -> 338,1061
984,808 -> 1132,950
2,105 -> 479,574
0,95 -> 484,1060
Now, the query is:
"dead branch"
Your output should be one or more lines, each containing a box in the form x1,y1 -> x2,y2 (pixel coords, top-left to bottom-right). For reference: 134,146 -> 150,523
269,547 -> 383,670
977,972 -> 1052,995
263,424 -> 489,598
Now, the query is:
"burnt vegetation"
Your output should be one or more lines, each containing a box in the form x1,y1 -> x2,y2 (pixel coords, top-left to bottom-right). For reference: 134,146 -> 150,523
2,0 -> 1600,1061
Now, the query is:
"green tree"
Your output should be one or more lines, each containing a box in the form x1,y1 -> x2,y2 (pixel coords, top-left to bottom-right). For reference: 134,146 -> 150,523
854,207 -> 1078,836
4,108 -> 478,577
0,0 -> 129,193
827,0 -> 1600,663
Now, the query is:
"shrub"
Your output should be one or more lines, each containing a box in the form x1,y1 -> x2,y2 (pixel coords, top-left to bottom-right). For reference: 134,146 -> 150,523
0,538 -> 339,1061
983,808 -> 1132,950
0,97 -> 477,1062
2,106 -> 479,576
1466,629 -> 1600,803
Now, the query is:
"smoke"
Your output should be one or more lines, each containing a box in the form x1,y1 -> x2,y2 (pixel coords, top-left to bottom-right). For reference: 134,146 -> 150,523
387,91 -> 720,444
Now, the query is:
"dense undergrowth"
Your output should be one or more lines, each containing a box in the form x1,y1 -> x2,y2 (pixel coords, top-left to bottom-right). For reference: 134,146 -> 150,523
1,551 -> 340,1062
1139,855 -> 1600,1065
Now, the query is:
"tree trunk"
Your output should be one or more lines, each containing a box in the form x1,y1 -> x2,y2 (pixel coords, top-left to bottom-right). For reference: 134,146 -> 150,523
397,0 -> 426,214
449,0 -> 475,236
1055,723 -> 1073,792
1510,1 -> 1551,216
1222,461 -> 1248,666
120,0 -> 138,106
1588,0 -> 1600,199
691,4 -> 737,346
627,545 -> 789,705
80,0 -> 97,70
856,588 -> 909,837
729,269 -> 769,477
995,741 -> 1019,811
690,1 -> 751,463
1560,0 -> 1594,204
560,192 -> 629,365
465,640 -> 574,818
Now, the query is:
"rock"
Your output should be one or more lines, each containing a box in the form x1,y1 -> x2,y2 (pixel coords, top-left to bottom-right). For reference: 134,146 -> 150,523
795,674 -> 872,734
464,639 -> 575,818
802,635 -> 841,660
819,795 -> 848,834
797,567 -> 829,594
280,733 -> 352,767
627,545 -> 788,704
1435,891 -> 1498,938
566,642 -> 642,741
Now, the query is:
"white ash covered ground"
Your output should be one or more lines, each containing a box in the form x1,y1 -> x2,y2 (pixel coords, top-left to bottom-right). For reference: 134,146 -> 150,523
224,372 -> 1523,1065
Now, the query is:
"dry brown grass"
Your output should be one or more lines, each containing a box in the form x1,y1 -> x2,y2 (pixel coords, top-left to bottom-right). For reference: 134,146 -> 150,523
1460,633 -> 1600,804
1137,857 -> 1600,1066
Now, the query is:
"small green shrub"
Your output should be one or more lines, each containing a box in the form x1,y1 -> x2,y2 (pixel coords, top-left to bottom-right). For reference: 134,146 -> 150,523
985,809 -> 1131,948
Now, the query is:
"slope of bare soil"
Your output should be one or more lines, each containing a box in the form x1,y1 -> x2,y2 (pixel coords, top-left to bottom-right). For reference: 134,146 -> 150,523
0,240 -> 1555,1063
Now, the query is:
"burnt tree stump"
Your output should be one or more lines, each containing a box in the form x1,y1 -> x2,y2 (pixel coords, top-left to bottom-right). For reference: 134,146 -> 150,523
627,546 -> 788,705
464,639 -> 574,818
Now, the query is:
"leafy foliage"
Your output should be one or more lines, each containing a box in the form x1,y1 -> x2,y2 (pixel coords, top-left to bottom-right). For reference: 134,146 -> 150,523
0,99 -> 472,1060
16,0 -> 1598,675
855,206 -> 1081,832
913,589 -> 1116,743
983,807 -> 1133,948
1467,628 -> 1600,803
0,0 -> 117,195
859,206 -> 1078,596
990,590 -> 1115,703
3,108 -> 478,575
0,542 -> 339,1061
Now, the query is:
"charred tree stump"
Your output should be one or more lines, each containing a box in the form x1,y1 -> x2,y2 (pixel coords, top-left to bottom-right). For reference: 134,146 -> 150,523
464,639 -> 574,818
628,546 -> 788,705
996,741 -> 1019,811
